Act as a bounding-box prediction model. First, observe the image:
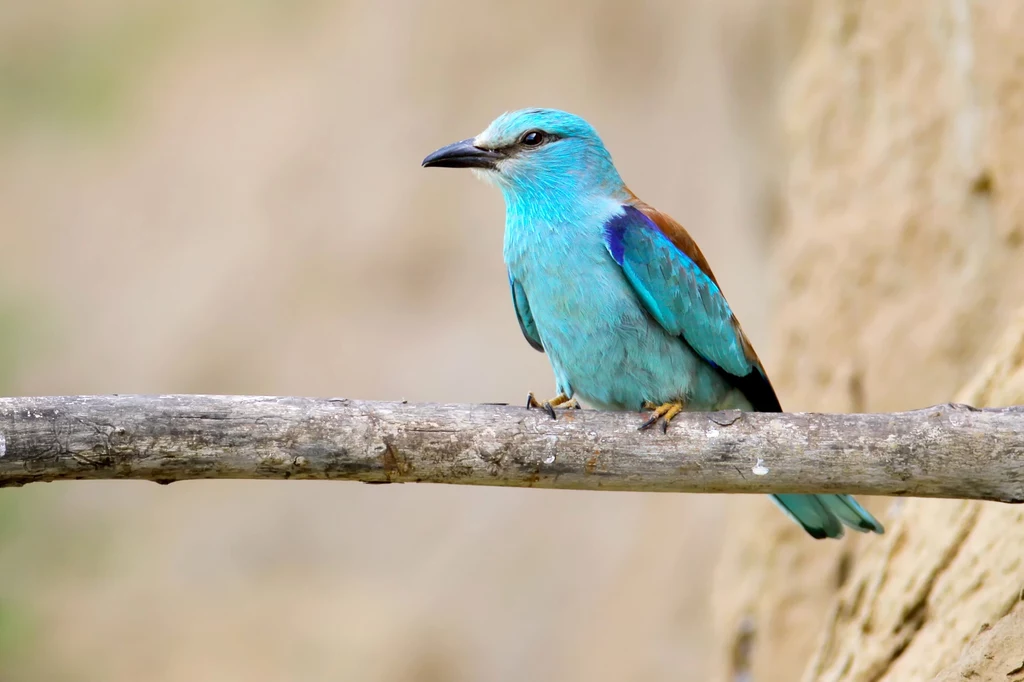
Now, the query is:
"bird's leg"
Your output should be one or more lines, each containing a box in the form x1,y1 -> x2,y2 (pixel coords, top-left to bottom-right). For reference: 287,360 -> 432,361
526,392 -> 579,419
640,400 -> 686,433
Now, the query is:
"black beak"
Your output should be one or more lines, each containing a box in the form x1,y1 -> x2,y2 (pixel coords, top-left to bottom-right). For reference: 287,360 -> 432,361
421,138 -> 503,170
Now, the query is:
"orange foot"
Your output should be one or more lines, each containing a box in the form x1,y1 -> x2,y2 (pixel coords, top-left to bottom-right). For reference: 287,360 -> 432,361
639,400 -> 686,433
526,392 -> 580,419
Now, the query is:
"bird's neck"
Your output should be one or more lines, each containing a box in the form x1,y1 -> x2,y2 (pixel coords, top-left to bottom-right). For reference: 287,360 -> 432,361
500,172 -> 631,228
502,183 -> 627,276
503,189 -> 620,230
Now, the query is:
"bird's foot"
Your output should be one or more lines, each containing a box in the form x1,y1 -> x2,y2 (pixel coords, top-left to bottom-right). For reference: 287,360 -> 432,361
526,392 -> 579,419
640,400 -> 685,433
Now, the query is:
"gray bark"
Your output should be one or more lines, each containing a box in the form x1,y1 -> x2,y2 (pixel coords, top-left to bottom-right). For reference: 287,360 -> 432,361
0,395 -> 1021,500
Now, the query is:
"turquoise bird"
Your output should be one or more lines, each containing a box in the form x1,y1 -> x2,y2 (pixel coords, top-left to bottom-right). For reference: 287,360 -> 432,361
422,108 -> 884,540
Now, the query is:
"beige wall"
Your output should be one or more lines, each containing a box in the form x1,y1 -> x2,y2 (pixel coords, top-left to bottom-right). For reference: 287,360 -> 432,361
713,3 -> 1024,680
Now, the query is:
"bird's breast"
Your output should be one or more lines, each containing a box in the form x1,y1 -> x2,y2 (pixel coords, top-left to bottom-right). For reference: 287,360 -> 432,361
503,214 -> 622,320
504,218 -> 652,401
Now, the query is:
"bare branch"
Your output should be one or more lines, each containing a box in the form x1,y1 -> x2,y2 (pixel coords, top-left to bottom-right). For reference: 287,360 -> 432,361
0,395 -> 1021,501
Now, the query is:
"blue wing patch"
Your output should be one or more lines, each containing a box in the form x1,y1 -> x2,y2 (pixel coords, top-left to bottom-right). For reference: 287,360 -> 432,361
603,206 -> 755,379
509,275 -> 544,352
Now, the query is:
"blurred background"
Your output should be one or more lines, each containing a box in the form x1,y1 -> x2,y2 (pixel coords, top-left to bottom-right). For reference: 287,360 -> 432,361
0,1 -> 811,680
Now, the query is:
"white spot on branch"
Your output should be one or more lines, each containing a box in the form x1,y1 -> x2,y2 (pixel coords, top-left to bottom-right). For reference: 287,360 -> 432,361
543,455 -> 555,465
752,459 -> 769,476
707,428 -> 720,438
0,432 -> 5,457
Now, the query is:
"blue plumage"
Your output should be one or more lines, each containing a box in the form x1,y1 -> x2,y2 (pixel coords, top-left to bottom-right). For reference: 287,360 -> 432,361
423,108 -> 884,540
509,276 -> 543,352
603,206 -> 754,378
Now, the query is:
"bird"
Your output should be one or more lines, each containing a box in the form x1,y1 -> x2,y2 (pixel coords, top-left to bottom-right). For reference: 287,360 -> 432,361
422,108 -> 884,540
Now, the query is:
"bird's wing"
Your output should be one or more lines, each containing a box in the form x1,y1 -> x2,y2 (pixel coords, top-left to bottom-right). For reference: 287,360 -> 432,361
509,274 -> 544,352
603,200 -> 781,412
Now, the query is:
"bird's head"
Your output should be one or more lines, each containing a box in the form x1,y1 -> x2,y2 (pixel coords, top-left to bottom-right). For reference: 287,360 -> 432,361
422,108 -> 626,205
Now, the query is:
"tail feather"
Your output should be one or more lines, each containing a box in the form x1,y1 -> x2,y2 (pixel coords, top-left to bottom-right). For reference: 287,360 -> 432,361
819,494 -> 886,534
770,494 -> 885,540
705,347 -> 885,540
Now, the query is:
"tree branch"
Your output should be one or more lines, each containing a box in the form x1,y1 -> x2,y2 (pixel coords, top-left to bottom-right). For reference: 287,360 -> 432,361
0,395 -> 1021,500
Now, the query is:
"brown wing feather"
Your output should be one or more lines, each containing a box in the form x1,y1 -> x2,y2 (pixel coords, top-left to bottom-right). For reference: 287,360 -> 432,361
625,190 -> 721,286
624,190 -> 779,409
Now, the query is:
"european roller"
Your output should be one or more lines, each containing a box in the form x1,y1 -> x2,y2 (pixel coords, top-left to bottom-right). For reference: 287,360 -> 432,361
422,108 -> 884,540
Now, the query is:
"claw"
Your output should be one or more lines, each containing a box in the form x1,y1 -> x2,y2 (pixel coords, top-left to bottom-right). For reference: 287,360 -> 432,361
526,392 -> 575,420
639,401 -> 685,432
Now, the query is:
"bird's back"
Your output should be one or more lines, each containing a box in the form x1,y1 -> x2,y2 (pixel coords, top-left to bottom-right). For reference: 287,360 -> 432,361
624,194 -> 782,413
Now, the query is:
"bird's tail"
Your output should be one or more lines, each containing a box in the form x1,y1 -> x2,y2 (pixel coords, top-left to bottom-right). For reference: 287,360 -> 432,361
770,494 -> 885,540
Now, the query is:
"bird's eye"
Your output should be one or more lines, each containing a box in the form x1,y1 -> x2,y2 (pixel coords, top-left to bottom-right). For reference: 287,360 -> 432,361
520,130 -> 546,147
